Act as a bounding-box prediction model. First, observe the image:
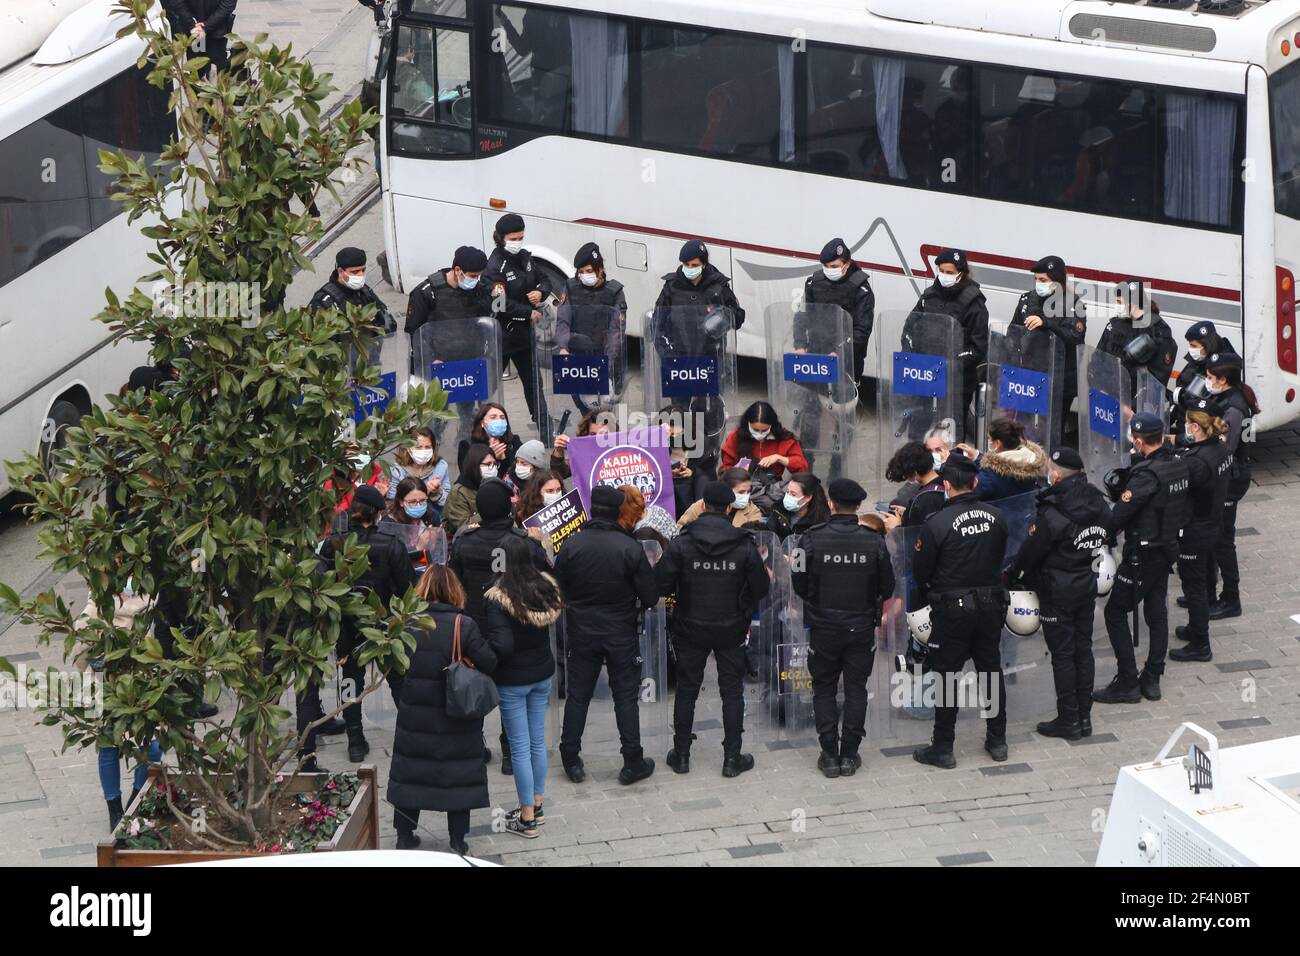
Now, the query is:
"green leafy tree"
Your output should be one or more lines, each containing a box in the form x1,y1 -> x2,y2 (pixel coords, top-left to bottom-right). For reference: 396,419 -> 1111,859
0,1 -> 447,847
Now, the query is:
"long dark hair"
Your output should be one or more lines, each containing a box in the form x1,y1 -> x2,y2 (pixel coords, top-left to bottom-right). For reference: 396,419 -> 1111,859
788,472 -> 830,525
515,469 -> 561,524
734,401 -> 793,459
457,443 -> 495,489
1209,365 -> 1262,416
470,402 -> 515,446
492,534 -> 563,620
388,476 -> 428,524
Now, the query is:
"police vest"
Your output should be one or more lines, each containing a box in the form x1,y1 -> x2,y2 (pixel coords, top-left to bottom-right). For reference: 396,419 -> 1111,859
1129,453 -> 1190,545
422,272 -> 485,324
1219,388 -> 1253,489
562,278 -> 623,347
1180,439 -> 1231,528
805,525 -> 880,615
676,540 -> 751,623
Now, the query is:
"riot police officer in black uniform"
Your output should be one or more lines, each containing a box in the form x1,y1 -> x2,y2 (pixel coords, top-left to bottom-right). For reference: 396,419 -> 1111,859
1201,351 -> 1257,621
1010,447 -> 1112,740
1170,321 -> 1234,435
791,478 -> 895,777
906,248 -> 988,438
486,213 -> 551,422
449,479 -> 550,774
911,455 -> 1010,769
404,245 -> 493,370
1093,412 -> 1189,705
558,242 -> 628,402
1010,255 -> 1087,447
319,484 -> 418,763
310,246 -> 397,347
803,237 -> 875,396
1170,399 -> 1232,664
1097,279 -> 1178,398
657,482 -> 770,777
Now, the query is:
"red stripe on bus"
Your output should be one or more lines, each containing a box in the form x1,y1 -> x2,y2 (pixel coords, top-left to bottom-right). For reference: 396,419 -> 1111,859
572,217 -> 1241,302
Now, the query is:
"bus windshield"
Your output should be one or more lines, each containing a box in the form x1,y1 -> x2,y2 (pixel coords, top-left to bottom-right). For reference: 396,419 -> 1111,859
1272,60 -> 1300,220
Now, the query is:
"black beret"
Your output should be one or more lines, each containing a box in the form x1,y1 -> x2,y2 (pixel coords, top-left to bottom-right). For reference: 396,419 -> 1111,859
702,481 -> 735,509
336,246 -> 366,269
476,479 -> 514,521
679,239 -> 708,263
495,212 -> 525,235
820,238 -> 850,265
127,365 -> 166,393
1189,397 -> 1225,416
1031,255 -> 1067,285
1206,352 -> 1243,373
1116,278 -> 1145,304
574,242 -> 603,269
353,484 -> 386,510
827,477 -> 867,506
939,455 -> 978,483
934,248 -> 966,269
1130,412 -> 1165,438
453,246 -> 488,272
1185,321 -> 1218,343
1048,447 -> 1084,470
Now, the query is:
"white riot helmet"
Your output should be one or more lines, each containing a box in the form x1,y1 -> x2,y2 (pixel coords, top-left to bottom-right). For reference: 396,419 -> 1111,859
906,605 -> 933,645
1005,590 -> 1041,636
1095,546 -> 1118,596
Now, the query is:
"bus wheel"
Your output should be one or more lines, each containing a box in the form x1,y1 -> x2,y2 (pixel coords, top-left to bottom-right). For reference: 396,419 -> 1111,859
39,400 -> 82,478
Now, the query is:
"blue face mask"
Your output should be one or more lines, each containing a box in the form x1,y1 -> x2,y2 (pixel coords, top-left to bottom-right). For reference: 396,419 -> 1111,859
783,493 -> 803,512
461,274 -> 480,290
682,265 -> 703,281
404,502 -> 428,519
485,419 -> 508,438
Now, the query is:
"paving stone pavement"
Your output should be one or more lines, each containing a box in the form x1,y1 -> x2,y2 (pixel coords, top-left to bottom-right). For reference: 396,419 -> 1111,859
4,0 -> 1300,868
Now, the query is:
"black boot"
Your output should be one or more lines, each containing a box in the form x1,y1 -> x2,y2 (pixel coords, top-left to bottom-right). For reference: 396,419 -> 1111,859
1077,692 -> 1093,738
1175,625 -> 1192,642
1037,696 -> 1082,740
817,750 -> 841,778
107,797 -> 124,833
562,756 -> 585,784
722,753 -> 754,778
666,747 -> 691,774
395,831 -> 421,850
912,744 -> 956,769
347,726 -> 369,763
1170,642 -> 1213,663
1138,669 -> 1162,701
1207,598 -> 1241,620
839,739 -> 862,776
1092,675 -> 1140,705
299,754 -> 330,774
618,754 -> 655,786
1176,595 -> 1189,609
984,737 -> 1009,762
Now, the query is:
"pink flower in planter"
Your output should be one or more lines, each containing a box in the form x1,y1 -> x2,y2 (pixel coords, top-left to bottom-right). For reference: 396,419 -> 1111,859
270,844 -> 282,853
326,780 -> 337,790
128,818 -> 141,837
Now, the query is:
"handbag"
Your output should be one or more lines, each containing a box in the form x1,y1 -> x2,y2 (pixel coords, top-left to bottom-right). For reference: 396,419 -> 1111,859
444,614 -> 499,720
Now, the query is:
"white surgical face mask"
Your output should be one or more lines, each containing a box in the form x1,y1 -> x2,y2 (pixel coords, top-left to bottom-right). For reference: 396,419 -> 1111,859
542,490 -> 564,506
504,240 -> 524,255
733,492 -> 751,509
579,271 -> 599,287
937,271 -> 960,289
1034,280 -> 1054,297
682,264 -> 703,281
480,464 -> 498,480
1185,426 -> 1198,443
823,265 -> 845,282
515,463 -> 533,481
1188,346 -> 1206,362
749,427 -> 771,442
410,448 -> 433,465
344,274 -> 367,291
1207,379 -> 1228,395
932,451 -> 944,470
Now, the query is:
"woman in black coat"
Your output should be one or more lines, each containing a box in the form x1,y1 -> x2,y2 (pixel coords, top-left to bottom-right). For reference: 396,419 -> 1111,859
388,564 -> 497,854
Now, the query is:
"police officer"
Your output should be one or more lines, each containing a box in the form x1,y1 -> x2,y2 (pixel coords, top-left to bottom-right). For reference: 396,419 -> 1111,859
791,478 -> 895,777
1170,400 -> 1232,664
1093,412 -> 1189,705
449,479 -> 550,775
657,481 -> 770,777
1170,321 -> 1234,434
1009,447 -> 1112,740
803,237 -> 875,395
907,249 -> 988,437
1010,255 -> 1087,446
319,483 -> 418,763
911,455 -> 1010,769
1097,279 -> 1177,397
485,213 -> 551,422
1202,351 -> 1258,620
310,246 -> 396,338
554,485 -> 660,785
558,242 -> 628,401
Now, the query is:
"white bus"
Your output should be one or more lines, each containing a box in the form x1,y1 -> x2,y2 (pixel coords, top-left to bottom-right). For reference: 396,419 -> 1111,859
377,0 -> 1300,430
0,0 -> 171,499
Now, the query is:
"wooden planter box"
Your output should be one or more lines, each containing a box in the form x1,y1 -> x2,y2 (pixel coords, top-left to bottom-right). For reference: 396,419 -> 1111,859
97,765 -> 380,867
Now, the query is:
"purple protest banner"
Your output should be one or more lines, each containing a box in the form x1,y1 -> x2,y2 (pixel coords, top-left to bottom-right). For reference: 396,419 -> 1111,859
566,426 -> 676,520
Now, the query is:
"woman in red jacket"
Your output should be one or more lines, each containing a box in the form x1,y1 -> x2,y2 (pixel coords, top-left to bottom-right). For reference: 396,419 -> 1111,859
719,401 -> 809,480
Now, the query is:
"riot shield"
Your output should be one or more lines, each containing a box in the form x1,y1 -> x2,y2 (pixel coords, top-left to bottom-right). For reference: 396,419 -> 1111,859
995,492 -> 1057,725
754,533 -> 818,749
412,317 -> 502,453
764,303 -> 857,482
642,306 -> 739,467
552,540 -> 668,758
1134,367 -> 1169,432
533,303 -> 628,448
875,521 -> 938,741
377,519 -> 448,575
875,310 -> 964,502
1077,345 -> 1127,489
985,325 -> 1063,455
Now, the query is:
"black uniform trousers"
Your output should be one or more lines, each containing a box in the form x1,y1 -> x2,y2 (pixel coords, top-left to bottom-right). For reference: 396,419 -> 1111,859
672,640 -> 747,758
1177,542 -> 1214,647
560,634 -> 644,763
928,601 -> 1007,748
1104,547 -> 1173,681
808,627 -> 875,755
1207,497 -> 1242,604
1039,598 -> 1096,720
502,336 -> 538,422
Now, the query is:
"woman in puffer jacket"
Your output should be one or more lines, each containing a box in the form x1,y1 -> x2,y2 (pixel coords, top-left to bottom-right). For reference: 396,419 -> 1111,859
958,417 -> 1048,502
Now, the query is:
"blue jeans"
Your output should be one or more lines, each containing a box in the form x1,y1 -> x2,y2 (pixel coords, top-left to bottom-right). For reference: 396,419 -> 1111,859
97,741 -> 162,801
498,677 -> 552,808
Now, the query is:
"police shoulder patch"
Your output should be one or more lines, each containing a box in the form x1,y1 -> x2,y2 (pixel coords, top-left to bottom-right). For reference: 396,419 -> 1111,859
1028,523 -> 1036,535
1074,320 -> 1085,333
914,538 -> 923,552
1121,490 -> 1134,503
